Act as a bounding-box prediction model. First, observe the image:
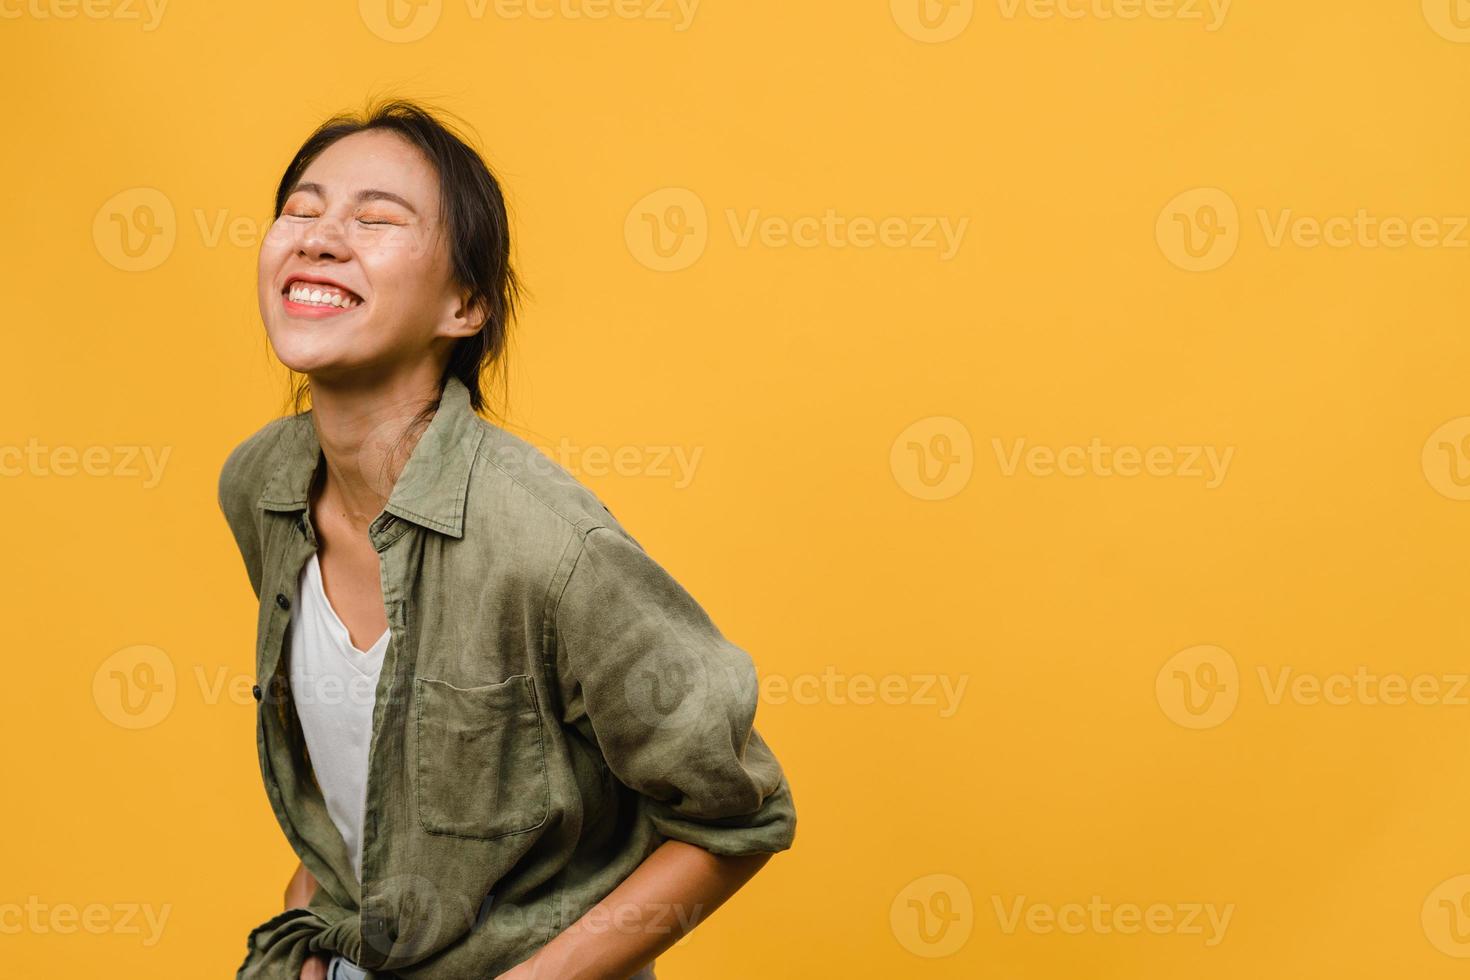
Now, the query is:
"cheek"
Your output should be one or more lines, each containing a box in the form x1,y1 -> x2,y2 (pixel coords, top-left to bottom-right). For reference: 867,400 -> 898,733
257,223 -> 294,287
362,228 -> 432,280
360,245 -> 437,310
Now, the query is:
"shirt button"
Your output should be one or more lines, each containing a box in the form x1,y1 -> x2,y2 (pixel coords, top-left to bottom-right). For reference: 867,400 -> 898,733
251,684 -> 262,702
275,593 -> 290,610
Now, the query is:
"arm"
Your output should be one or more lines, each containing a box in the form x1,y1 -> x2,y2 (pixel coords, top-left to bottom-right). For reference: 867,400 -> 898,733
284,860 -> 319,910
549,524 -> 798,855
529,524 -> 797,976
501,842 -> 771,980
284,861 -> 332,980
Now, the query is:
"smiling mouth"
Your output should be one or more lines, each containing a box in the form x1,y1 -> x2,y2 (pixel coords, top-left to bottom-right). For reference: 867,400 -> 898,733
282,279 -> 364,312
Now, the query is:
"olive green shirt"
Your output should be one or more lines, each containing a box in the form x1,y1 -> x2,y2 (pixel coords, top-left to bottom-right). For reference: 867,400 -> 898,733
218,374 -> 796,978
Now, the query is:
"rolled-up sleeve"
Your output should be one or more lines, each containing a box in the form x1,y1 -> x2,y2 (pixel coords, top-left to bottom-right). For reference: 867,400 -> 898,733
552,524 -> 796,856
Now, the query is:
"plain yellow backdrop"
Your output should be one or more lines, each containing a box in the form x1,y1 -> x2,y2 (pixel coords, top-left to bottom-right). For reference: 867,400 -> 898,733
7,0 -> 1470,976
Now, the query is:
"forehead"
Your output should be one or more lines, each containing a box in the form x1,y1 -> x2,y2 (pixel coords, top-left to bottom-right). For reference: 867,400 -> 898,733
294,129 -> 440,215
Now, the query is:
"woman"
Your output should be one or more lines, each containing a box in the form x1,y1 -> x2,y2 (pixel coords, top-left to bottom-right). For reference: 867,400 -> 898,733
218,100 -> 797,980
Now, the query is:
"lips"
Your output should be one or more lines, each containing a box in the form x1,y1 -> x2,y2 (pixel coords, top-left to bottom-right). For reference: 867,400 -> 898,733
282,275 -> 365,313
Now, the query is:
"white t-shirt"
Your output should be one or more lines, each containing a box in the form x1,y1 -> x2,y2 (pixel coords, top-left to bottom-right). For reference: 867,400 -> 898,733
288,551 -> 390,883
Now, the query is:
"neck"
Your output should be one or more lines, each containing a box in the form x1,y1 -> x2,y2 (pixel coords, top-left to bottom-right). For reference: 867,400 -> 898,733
305,366 -> 444,531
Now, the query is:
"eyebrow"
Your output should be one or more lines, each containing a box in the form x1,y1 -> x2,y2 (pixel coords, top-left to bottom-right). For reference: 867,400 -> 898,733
288,182 -> 419,215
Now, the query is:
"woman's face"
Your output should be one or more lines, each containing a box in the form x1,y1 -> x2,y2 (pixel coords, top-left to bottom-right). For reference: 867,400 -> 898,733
257,129 -> 482,385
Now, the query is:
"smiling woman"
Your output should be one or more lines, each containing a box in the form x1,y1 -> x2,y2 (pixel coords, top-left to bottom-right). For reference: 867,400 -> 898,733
223,99 -> 797,980
257,103 -> 519,426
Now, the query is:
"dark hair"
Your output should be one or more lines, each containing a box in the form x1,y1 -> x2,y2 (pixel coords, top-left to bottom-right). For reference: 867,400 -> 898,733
270,97 -> 522,426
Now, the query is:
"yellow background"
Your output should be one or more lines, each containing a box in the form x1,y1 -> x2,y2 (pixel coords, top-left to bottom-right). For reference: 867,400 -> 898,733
6,0 -> 1470,976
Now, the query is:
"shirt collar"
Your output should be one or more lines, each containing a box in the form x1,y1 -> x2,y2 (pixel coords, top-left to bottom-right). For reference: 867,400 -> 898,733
257,373 -> 485,539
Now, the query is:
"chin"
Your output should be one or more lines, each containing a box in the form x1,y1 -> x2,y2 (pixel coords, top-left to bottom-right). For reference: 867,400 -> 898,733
267,329 -> 346,376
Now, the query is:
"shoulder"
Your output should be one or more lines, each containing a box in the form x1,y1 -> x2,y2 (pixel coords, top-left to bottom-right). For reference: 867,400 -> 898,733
217,413 -> 304,523
467,419 -> 618,532
466,419 -> 626,542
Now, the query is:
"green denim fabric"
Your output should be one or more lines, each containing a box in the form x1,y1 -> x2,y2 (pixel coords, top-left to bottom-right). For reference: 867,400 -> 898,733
218,374 -> 796,979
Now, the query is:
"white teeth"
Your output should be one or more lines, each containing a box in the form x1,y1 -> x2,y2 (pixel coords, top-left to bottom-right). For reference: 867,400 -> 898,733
287,282 -> 359,309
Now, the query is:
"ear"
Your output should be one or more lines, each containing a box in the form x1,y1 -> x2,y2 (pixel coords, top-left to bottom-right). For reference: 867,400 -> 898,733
441,289 -> 488,340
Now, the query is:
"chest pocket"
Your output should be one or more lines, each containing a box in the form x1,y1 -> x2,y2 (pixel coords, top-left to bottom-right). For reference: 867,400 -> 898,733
413,674 -> 551,840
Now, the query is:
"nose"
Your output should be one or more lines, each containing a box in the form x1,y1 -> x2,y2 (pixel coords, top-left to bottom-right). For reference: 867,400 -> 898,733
298,213 -> 351,262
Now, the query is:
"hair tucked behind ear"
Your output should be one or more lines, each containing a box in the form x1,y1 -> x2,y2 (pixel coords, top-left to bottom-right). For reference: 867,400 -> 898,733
270,97 -> 523,426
